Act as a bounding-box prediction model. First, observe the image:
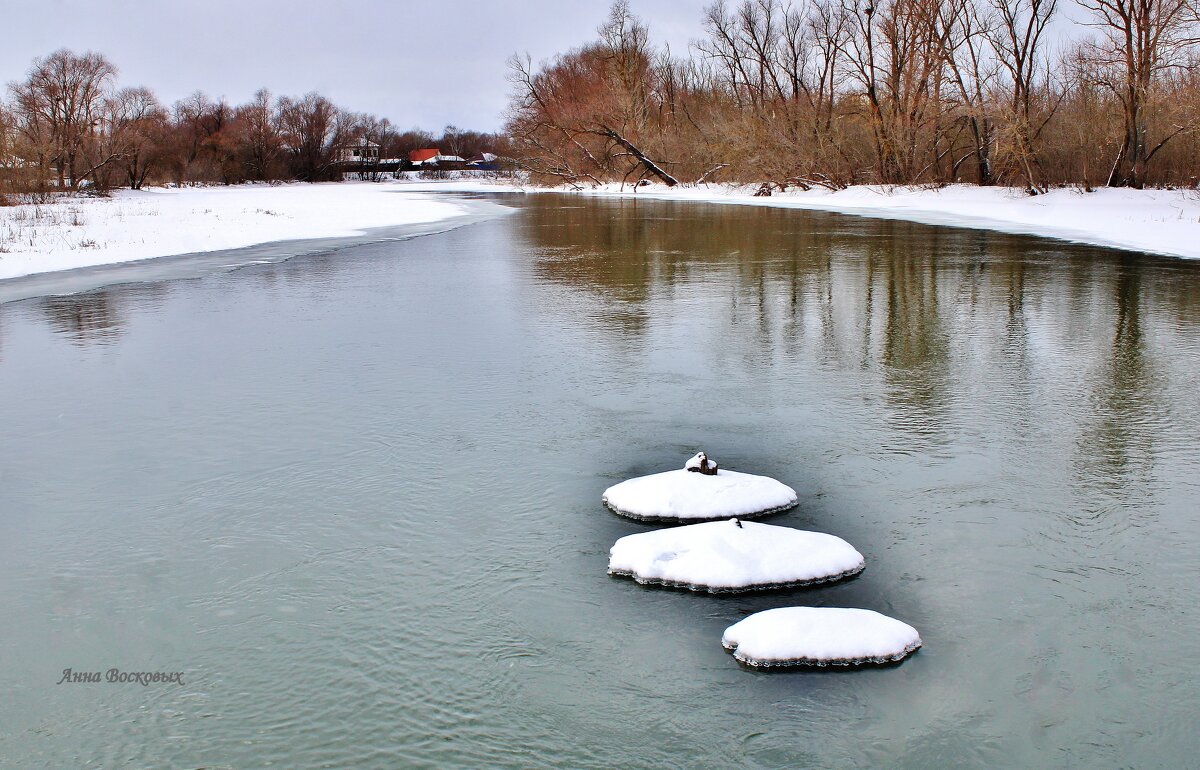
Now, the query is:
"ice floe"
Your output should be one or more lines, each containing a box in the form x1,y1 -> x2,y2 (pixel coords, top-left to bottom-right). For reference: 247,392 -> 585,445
602,460 -> 798,522
608,519 -> 864,592
721,607 -> 922,668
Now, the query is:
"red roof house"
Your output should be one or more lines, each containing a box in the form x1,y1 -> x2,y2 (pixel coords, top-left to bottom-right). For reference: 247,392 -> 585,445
409,148 -> 441,164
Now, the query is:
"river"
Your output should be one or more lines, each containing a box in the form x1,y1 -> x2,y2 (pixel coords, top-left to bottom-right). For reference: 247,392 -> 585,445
1,193 -> 1198,767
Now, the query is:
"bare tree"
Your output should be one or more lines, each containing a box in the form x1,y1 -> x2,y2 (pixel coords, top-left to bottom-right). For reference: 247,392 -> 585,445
353,113 -> 392,180
90,86 -> 168,190
171,92 -> 239,183
987,0 -> 1058,192
1079,0 -> 1200,187
0,100 -> 28,199
8,49 -> 117,189
506,2 -> 679,187
696,0 -> 854,185
934,0 -> 1000,183
234,88 -> 283,181
839,0 -> 952,183
389,128 -> 437,163
277,92 -> 350,182
440,124 -> 464,158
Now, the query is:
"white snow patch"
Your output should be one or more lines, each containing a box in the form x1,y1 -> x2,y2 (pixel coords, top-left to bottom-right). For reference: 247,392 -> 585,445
683,451 -> 720,474
393,179 -> 1200,261
0,182 -> 469,281
608,519 -> 864,592
564,183 -> 1200,261
31,175 -> 1187,285
722,607 -> 922,668
602,468 -> 798,522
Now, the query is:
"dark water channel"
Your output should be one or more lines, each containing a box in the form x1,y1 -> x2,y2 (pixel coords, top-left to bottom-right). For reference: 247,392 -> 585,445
1,194 -> 1198,768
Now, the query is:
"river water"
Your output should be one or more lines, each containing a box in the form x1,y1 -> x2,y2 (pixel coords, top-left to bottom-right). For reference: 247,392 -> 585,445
1,194 -> 1198,768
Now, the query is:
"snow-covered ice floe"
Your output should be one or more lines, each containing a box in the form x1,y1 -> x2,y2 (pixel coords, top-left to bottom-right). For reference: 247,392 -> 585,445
722,607 -> 922,668
602,467 -> 798,522
608,519 -> 864,592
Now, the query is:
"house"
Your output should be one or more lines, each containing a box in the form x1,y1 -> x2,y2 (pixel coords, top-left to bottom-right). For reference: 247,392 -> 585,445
336,139 -> 381,164
466,152 -> 499,170
409,148 -> 466,167
409,148 -> 440,165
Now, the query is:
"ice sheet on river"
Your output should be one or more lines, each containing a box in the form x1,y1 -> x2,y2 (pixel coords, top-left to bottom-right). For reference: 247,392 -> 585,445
602,468 -> 798,522
608,519 -> 864,592
722,607 -> 922,668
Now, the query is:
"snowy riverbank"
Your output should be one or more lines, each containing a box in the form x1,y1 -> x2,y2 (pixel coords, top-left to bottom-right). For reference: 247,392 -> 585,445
4,178 -> 1199,284
464,180 -> 1200,261
0,182 -> 469,281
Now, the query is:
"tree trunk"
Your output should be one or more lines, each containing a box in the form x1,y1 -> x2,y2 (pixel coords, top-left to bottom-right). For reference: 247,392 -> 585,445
599,126 -> 679,186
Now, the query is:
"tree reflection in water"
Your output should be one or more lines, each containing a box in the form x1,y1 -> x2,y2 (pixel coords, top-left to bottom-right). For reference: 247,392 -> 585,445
1075,259 -> 1162,496
39,291 -> 126,346
516,194 -> 1200,467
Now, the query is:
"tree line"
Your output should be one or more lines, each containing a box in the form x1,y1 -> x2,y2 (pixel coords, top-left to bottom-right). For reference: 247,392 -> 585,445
0,49 -> 507,200
506,0 -> 1200,192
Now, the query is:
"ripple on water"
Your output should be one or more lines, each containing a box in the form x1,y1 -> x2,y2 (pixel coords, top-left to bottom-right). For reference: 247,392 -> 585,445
3,196 -> 1200,767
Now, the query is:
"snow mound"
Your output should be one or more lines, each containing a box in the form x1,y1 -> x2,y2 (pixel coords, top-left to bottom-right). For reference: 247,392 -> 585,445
608,519 -> 864,592
722,607 -> 922,668
684,451 -> 717,473
602,469 -> 798,522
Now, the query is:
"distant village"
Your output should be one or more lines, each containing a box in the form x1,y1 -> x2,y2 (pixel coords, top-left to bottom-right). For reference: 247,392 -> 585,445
1,49 -> 511,198
335,140 -> 504,181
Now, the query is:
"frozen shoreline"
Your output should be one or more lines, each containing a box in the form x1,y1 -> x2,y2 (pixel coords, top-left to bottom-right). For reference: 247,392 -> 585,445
599,182 -> 1200,260
400,178 -> 1200,261
0,182 -> 471,282
4,178 -> 1198,287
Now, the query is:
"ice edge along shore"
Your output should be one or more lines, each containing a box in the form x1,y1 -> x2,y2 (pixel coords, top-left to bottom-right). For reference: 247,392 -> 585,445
2,178 -> 1198,283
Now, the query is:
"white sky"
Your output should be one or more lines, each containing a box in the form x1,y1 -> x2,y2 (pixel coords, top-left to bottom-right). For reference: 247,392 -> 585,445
1,0 -> 710,132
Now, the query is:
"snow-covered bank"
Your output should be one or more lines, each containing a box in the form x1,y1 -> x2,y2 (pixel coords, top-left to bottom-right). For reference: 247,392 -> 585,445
7,177 -> 1197,285
400,178 -> 1200,261
581,183 -> 1200,260
0,182 -> 469,281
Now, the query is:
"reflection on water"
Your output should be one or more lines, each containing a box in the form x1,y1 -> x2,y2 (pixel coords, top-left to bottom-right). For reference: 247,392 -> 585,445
2,195 -> 1199,768
33,284 -> 172,347
520,198 -> 1196,461
1078,264 -> 1157,492
39,291 -> 126,346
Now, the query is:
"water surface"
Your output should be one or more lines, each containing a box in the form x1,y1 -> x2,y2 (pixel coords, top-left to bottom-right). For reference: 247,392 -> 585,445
2,194 -> 1198,768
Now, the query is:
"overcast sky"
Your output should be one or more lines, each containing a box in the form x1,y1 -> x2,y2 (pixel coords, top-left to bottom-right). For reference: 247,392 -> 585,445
1,0 -> 710,133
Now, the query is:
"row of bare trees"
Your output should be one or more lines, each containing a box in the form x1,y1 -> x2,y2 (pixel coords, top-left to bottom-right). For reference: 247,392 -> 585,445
1,49 -> 506,201
506,0 -> 1200,191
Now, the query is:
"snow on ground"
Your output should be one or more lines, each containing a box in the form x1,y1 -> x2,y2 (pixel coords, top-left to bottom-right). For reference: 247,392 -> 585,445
7,176 -> 1196,284
602,465 -> 798,522
721,607 -> 923,668
584,183 -> 1200,260
608,519 -> 864,592
399,178 -> 1200,261
0,182 -> 469,281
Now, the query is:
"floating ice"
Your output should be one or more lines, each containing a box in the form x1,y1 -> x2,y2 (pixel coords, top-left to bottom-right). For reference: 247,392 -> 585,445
602,466 -> 798,522
721,607 -> 922,668
608,519 -> 864,592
